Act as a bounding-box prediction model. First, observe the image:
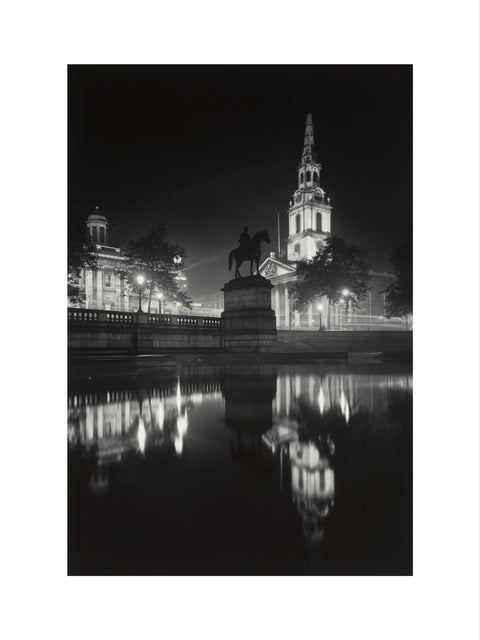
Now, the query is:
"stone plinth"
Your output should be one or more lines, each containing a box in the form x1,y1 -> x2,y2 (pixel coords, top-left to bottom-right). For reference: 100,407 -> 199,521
221,275 -> 277,352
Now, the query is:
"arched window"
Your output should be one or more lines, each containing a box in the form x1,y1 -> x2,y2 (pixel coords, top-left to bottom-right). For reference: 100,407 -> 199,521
295,214 -> 301,234
100,227 -> 105,244
306,171 -> 311,182
300,172 -> 304,184
316,212 -> 322,232
313,172 -> 318,183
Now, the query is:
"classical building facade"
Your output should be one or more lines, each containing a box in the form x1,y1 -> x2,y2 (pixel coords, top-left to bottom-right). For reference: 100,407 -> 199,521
74,206 -> 188,313
258,114 -> 399,330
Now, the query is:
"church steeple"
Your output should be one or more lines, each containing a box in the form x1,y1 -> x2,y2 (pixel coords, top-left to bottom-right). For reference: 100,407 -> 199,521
286,114 -> 332,262
301,113 -> 316,163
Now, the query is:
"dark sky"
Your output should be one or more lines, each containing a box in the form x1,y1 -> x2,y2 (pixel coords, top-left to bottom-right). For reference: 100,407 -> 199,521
68,65 -> 412,297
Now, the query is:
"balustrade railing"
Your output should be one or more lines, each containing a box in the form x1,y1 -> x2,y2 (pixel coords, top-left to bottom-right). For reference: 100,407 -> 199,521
68,308 -> 223,330
68,309 -> 99,323
106,311 -> 135,324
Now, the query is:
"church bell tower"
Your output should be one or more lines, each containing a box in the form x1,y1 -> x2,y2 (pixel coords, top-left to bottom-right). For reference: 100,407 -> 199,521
286,114 -> 332,261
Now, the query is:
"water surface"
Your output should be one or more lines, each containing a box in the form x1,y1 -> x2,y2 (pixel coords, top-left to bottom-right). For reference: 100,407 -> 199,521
68,362 -> 412,575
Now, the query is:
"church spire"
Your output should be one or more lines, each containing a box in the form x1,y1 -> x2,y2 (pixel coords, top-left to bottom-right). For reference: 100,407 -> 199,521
301,113 -> 316,163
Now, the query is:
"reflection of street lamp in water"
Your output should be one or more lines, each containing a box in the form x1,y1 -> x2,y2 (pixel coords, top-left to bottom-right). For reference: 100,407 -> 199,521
317,303 -> 323,331
136,274 -> 145,313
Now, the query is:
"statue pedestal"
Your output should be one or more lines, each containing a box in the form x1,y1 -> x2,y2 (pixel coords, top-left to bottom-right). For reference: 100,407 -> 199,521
221,275 -> 277,353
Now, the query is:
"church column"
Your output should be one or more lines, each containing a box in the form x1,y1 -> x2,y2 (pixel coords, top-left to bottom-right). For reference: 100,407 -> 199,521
285,287 -> 290,329
96,269 -> 103,309
274,289 -> 280,328
85,269 -> 93,308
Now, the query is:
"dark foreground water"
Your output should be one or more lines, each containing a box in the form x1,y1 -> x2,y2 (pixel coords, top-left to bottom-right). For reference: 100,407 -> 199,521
68,362 -> 412,575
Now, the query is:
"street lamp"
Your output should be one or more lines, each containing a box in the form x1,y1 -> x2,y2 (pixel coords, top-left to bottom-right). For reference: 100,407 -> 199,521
317,303 -> 323,331
342,288 -> 350,297
157,291 -> 164,314
136,274 -> 145,313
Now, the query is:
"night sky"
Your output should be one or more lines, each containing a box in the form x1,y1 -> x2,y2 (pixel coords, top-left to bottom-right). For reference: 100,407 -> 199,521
68,65 -> 412,297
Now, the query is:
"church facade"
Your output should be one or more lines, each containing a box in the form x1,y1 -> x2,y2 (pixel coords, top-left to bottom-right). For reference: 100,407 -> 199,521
258,114 -> 399,330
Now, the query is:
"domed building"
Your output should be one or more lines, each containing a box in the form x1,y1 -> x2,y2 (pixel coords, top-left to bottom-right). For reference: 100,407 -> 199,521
72,206 -> 188,313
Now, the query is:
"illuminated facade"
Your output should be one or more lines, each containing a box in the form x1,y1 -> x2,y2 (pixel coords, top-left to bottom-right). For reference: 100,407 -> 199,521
286,113 -> 332,262
73,206 -> 188,313
258,114 -> 398,329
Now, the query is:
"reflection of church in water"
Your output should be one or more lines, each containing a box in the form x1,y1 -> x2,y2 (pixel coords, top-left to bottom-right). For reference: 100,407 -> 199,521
69,366 -> 411,542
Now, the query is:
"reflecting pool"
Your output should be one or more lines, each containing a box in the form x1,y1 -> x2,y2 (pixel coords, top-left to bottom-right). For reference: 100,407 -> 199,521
68,362 -> 412,575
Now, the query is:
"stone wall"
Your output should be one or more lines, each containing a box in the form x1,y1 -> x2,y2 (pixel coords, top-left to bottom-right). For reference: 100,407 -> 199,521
68,309 -> 223,352
277,330 -> 413,353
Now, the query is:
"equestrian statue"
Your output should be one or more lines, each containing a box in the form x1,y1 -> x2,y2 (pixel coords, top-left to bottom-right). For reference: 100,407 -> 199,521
228,227 -> 271,279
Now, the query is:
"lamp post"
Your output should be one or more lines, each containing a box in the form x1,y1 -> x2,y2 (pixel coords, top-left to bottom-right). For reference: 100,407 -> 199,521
157,291 -> 164,314
317,303 -> 323,331
136,274 -> 145,313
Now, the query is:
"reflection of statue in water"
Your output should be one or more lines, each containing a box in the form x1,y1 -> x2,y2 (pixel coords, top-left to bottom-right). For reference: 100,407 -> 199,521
221,365 -> 277,476
228,229 -> 271,278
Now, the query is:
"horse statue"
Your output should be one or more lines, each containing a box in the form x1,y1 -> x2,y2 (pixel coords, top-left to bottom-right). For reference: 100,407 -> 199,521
228,230 -> 271,278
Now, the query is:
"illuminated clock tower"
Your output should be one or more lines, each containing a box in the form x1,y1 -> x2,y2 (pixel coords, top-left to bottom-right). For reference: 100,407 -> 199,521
286,114 -> 332,261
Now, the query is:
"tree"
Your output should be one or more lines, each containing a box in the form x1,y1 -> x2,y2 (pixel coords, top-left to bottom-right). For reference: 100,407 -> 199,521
122,223 -> 192,312
291,235 -> 370,329
68,207 -> 96,305
383,231 -> 412,320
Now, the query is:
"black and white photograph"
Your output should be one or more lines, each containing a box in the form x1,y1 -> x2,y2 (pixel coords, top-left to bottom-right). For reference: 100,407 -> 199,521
68,64 -> 413,576
2,2 -> 478,639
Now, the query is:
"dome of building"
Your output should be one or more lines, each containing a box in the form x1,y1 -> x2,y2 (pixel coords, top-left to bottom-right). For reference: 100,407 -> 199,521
86,206 -> 110,245
87,205 -> 109,225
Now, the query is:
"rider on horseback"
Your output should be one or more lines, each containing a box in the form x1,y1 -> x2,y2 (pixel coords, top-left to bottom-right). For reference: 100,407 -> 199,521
238,226 -> 251,259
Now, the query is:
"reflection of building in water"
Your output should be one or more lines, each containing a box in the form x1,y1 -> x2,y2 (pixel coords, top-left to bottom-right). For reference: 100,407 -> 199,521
289,441 -> 334,543
265,367 -> 412,544
274,368 -> 413,424
68,373 -> 223,492
262,425 -> 335,544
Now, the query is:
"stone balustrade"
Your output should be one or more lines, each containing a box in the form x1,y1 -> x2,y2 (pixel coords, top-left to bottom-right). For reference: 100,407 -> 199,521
68,308 -> 222,330
68,307 -> 224,352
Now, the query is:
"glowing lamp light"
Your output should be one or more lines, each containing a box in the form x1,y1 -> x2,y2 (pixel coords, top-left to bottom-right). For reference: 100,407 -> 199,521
157,292 -> 163,299
137,417 -> 146,454
136,274 -> 145,286
342,288 -> 350,296
317,303 -> 323,311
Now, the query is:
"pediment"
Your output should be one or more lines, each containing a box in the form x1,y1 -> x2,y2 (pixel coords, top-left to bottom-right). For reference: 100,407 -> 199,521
258,257 -> 297,278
